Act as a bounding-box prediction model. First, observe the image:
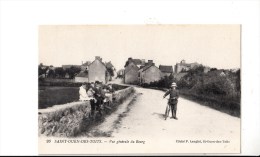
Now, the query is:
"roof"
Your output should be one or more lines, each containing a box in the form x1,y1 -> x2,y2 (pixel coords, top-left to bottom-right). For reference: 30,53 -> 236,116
141,64 -> 159,72
132,59 -> 142,65
75,71 -> 88,77
159,65 -> 173,73
124,58 -> 144,67
82,61 -> 91,66
89,58 -> 106,68
142,65 -> 152,72
125,62 -> 139,74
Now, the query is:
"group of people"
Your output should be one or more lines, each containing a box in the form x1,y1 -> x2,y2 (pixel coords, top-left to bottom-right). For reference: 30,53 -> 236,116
79,81 -> 180,120
79,81 -> 115,117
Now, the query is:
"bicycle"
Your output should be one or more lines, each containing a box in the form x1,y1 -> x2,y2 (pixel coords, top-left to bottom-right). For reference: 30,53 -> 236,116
164,98 -> 177,120
90,95 -> 114,121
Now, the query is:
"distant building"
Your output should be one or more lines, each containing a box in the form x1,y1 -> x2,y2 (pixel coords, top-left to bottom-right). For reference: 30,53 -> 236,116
124,58 -> 165,85
117,69 -> 125,78
159,65 -> 173,77
124,62 -> 139,84
75,71 -> 88,82
139,60 -> 162,84
88,56 -> 107,83
174,59 -> 200,73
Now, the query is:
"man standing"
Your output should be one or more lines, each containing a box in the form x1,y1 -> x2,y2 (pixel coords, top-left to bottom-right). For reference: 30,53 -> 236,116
163,82 -> 179,120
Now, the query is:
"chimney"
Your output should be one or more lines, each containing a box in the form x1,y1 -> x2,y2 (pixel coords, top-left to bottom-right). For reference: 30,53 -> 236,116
148,60 -> 153,64
82,61 -> 83,65
141,59 -> 145,65
95,56 -> 102,61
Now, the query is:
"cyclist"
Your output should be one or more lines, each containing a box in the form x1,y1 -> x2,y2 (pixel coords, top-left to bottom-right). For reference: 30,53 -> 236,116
163,82 -> 179,120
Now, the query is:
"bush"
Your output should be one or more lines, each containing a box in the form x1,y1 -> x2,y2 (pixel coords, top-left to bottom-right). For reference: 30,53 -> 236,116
141,74 -> 175,88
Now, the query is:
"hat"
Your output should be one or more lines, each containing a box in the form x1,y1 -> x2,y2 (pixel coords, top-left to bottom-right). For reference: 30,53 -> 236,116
171,82 -> 177,87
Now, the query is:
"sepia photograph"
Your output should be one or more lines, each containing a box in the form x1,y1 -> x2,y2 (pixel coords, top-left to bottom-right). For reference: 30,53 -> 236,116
1,0 -> 260,155
38,25 -> 241,154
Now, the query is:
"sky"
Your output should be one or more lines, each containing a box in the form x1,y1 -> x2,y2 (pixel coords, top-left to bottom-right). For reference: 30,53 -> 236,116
39,25 -> 240,71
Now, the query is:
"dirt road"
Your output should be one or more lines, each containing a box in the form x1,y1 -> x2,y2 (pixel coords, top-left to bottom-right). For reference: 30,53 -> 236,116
113,87 -> 240,138
85,86 -> 240,153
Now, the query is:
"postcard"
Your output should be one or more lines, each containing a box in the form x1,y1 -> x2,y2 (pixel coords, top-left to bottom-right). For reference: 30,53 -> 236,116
38,25 -> 241,155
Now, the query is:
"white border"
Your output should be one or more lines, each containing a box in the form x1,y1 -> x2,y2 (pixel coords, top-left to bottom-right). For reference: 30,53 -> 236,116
0,0 -> 259,155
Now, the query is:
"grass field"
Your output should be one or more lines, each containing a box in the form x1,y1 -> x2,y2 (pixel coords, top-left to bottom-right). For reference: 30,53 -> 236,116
39,86 -> 79,109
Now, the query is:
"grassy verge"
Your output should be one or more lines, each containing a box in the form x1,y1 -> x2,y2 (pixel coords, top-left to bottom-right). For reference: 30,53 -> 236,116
38,86 -> 135,137
179,90 -> 240,118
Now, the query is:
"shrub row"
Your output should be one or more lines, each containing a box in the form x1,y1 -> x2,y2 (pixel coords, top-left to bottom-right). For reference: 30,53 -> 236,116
180,90 -> 240,117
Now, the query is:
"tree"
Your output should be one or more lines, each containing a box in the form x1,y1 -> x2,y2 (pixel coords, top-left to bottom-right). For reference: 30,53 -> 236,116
55,67 -> 65,78
47,69 -> 55,78
107,67 -> 114,77
65,66 -> 81,79
210,68 -> 218,71
38,64 -> 47,77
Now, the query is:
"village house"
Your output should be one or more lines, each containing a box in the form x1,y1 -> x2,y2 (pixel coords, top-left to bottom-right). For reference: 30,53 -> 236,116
88,56 -> 108,83
159,65 -> 173,77
174,59 -> 200,73
117,69 -> 124,78
139,60 -> 162,84
124,61 -> 140,84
